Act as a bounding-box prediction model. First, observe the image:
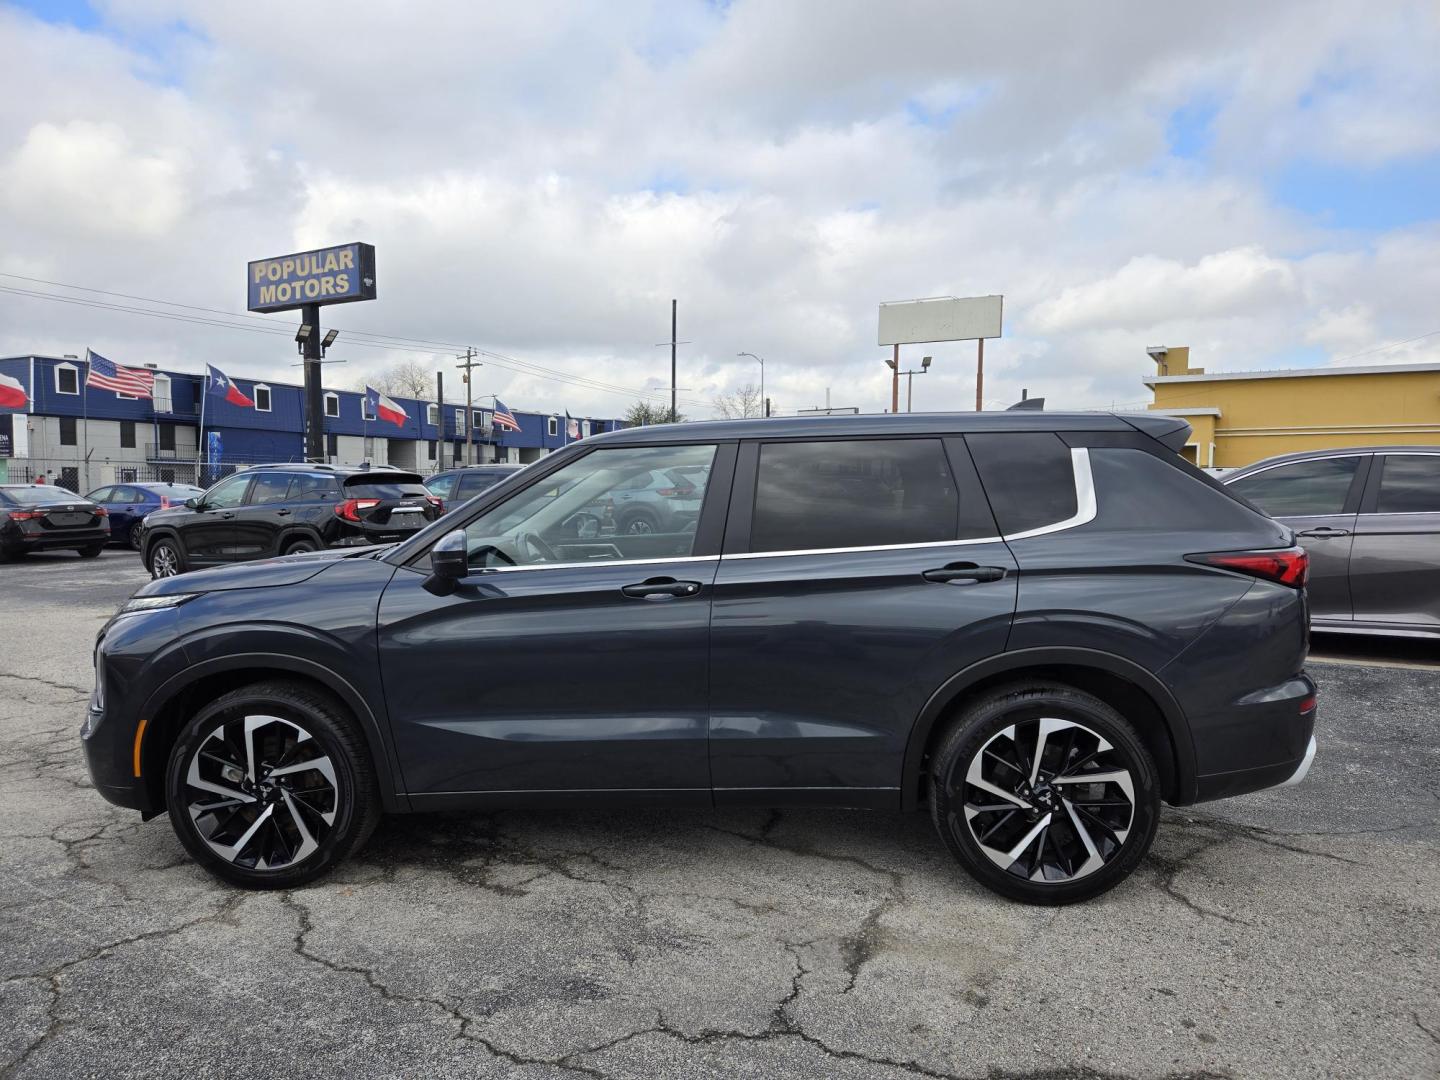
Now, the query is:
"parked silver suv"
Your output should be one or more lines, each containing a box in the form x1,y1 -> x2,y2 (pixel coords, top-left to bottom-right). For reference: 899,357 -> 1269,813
1224,446 -> 1439,638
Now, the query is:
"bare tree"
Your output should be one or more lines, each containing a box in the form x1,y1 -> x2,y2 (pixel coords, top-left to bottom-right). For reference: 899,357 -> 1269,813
713,383 -> 763,419
359,359 -> 434,399
624,400 -> 685,426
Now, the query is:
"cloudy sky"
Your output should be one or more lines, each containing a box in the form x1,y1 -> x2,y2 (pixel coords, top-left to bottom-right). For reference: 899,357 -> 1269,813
1,0 -> 1437,419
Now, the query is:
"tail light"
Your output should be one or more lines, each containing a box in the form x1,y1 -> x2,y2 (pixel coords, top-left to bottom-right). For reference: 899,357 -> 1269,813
159,496 -> 172,509
8,510 -> 39,521
94,506 -> 108,517
334,498 -> 381,522
1185,546 -> 1308,587
655,486 -> 695,498
426,495 -> 444,513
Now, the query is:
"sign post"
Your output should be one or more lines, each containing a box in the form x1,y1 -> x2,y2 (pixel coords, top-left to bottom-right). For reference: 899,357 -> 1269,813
248,243 -> 376,462
878,295 -> 1003,412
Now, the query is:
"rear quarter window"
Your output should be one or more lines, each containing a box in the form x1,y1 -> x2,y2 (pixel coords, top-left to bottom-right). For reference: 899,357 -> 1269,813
1089,449 -> 1272,531
965,433 -> 1077,535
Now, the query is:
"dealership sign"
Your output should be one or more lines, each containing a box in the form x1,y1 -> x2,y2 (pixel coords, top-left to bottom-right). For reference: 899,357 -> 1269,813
247,242 -> 376,313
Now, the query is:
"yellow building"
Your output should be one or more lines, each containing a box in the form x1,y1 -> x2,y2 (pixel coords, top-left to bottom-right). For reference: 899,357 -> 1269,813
1143,346 -> 1440,468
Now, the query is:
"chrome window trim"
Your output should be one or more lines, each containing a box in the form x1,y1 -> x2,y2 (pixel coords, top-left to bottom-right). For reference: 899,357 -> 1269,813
723,535 -> 1002,561
468,554 -> 718,575
1224,451 -> 1373,484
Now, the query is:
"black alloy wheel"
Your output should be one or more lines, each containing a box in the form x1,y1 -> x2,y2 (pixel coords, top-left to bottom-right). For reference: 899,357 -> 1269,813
930,684 -> 1160,905
165,681 -> 380,888
147,538 -> 183,578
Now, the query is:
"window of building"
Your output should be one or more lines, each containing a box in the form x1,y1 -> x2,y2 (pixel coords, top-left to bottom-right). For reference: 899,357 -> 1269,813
426,404 -> 439,426
117,468 -> 138,483
326,433 -> 338,458
363,436 -> 376,459
1226,456 -> 1361,518
59,417 -> 77,445
55,364 -> 80,395
152,373 -> 172,414
324,392 -> 339,418
452,440 -> 463,465
427,439 -> 437,461
158,425 -> 177,452
547,416 -> 559,437
1374,454 -> 1440,514
119,420 -> 136,449
455,408 -> 465,431
472,409 -> 486,432
362,397 -> 376,421
750,439 -> 958,553
582,420 -> 591,438
966,433 -> 1078,535
253,384 -> 272,412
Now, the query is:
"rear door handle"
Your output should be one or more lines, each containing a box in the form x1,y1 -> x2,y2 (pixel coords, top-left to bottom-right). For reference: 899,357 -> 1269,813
922,564 -> 1007,584
220,512 -> 235,519
276,509 -> 291,516
621,577 -> 703,599
1296,527 -> 1349,538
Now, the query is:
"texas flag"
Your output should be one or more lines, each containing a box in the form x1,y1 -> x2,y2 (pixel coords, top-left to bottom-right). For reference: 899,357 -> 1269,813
0,371 -> 26,409
207,364 -> 254,407
365,385 -> 408,427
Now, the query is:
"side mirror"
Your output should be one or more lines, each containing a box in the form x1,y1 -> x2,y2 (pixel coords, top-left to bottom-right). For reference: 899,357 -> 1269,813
184,498 -> 201,510
424,529 -> 469,596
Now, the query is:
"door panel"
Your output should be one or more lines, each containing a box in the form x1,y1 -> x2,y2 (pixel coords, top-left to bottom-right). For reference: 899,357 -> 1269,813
708,542 -> 1017,801
1350,453 -> 1440,629
1225,454 -> 1369,622
179,475 -> 252,563
377,559 -> 717,794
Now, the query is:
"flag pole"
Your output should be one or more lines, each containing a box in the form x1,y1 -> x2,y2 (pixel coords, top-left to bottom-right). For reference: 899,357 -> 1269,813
81,349 -> 90,492
196,369 -> 207,486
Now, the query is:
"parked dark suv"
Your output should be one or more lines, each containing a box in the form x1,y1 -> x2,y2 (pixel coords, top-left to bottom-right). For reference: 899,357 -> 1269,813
424,464 -> 527,509
86,413 -> 1316,904
140,464 -> 441,578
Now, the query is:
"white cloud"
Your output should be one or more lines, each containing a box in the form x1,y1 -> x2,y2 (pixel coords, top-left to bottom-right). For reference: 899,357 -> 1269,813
0,0 -> 1437,417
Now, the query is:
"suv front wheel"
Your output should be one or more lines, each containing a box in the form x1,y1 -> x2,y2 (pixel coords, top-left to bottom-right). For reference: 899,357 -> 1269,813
164,680 -> 381,888
929,684 -> 1160,905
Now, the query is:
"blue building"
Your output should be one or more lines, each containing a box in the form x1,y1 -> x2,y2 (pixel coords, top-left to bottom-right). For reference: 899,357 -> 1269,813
0,354 -> 625,490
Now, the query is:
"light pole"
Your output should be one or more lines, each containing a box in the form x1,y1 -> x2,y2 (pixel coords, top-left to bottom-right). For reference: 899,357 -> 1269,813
737,352 -> 766,417
899,355 -> 932,412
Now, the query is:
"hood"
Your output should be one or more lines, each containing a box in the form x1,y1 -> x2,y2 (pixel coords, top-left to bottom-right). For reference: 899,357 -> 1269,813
137,545 -> 395,597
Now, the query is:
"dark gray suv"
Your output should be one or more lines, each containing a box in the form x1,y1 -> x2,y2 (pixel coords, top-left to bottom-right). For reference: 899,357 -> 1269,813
84,413 -> 1316,904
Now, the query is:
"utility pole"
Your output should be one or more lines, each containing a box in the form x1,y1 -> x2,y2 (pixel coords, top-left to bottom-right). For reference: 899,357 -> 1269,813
670,299 -> 677,422
455,347 -> 480,465
302,302 -> 325,461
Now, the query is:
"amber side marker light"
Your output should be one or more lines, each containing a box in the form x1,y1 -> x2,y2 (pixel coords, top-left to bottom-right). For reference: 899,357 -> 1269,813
132,717 -> 149,777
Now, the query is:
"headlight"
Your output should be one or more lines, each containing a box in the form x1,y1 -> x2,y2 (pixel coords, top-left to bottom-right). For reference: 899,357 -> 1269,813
117,593 -> 200,616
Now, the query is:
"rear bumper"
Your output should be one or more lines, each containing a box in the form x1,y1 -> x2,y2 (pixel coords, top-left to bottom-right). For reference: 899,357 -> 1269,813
1280,735 -> 1317,787
1190,675 -> 1317,802
5,527 -> 110,550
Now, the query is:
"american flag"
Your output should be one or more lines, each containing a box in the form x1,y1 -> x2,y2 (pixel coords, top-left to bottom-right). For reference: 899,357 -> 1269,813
85,350 -> 155,397
492,398 -> 521,432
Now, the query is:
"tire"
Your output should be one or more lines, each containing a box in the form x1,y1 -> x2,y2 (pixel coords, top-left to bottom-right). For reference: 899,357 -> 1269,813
78,545 -> 104,558
620,511 -> 658,535
929,683 -> 1160,905
128,526 -> 144,552
281,537 -> 318,556
146,536 -> 185,579
1,545 -> 25,562
164,680 -> 381,889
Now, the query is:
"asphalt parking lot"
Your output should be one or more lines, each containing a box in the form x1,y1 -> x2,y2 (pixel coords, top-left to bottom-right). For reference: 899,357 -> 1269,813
1,550 -> 1437,1079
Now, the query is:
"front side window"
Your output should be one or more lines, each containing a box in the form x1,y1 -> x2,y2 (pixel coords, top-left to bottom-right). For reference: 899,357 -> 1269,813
1374,455 -> 1440,514
454,444 -> 717,569
750,439 -> 958,553
249,472 -> 293,505
1227,456 -> 1360,517
204,474 -> 251,509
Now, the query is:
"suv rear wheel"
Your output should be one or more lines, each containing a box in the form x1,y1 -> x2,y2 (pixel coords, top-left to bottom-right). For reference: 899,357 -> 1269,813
929,683 -> 1160,905
282,537 -> 318,556
165,680 -> 380,888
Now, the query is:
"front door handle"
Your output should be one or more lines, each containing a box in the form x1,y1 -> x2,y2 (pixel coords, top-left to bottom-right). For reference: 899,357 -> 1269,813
275,509 -> 291,516
220,512 -> 235,519
922,563 -> 1007,584
621,577 -> 703,600
1296,527 -> 1349,538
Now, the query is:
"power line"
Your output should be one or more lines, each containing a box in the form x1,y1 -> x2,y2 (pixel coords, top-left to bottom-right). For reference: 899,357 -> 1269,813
0,277 -> 712,408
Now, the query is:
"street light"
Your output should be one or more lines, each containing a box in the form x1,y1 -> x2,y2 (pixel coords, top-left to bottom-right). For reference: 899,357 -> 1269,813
737,351 -> 765,417
902,355 -> 931,412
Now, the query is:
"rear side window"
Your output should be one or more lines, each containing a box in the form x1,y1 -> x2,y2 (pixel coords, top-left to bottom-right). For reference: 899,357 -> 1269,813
457,473 -> 501,499
426,474 -> 458,500
750,439 -> 957,553
1374,455 -> 1440,514
290,473 -> 341,500
965,433 -> 1077,536
1226,456 -> 1360,517
249,473 -> 293,505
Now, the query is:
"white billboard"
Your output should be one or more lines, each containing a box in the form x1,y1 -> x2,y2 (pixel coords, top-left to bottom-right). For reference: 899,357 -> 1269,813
878,295 -> 1003,346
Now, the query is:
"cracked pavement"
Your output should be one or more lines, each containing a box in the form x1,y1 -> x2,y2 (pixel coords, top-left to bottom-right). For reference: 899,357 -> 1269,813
2,550 -> 1438,1079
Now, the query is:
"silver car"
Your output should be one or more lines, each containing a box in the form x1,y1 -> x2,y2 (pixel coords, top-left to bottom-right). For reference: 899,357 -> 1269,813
1223,446 -> 1440,638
